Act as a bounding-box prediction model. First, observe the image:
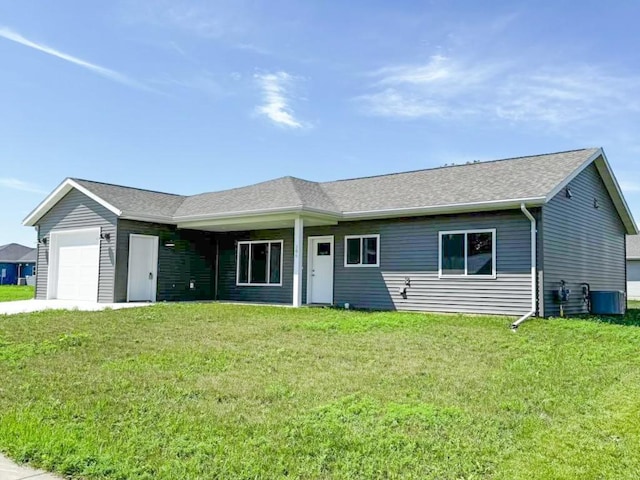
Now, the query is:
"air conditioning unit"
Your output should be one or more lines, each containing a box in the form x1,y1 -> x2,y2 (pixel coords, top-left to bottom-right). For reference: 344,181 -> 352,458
590,291 -> 626,315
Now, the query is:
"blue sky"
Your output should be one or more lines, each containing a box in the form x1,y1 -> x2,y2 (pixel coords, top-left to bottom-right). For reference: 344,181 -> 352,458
1,0 -> 639,246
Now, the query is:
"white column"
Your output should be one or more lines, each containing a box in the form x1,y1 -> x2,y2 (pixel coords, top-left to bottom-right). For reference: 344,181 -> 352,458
292,216 -> 304,307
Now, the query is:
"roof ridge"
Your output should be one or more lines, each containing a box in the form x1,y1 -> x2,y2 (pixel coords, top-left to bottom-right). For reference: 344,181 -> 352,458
72,178 -> 185,197
321,147 -> 599,185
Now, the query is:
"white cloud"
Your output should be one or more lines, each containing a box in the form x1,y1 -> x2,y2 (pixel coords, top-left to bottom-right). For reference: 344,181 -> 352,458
0,26 -> 151,91
0,178 -> 47,195
357,55 -> 640,126
620,180 -> 640,194
122,1 -> 252,42
254,72 -> 306,129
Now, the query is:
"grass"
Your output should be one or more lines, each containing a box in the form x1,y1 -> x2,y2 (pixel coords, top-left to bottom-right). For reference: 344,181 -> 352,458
629,299 -> 640,309
1,304 -> 640,479
0,285 -> 34,302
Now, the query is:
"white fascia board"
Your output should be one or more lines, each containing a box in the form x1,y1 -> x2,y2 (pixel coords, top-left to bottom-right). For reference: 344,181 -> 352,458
341,197 -> 546,220
174,206 -> 339,224
544,148 -> 638,235
23,178 -> 122,226
594,152 -> 638,235
543,148 -> 603,202
120,213 -> 177,225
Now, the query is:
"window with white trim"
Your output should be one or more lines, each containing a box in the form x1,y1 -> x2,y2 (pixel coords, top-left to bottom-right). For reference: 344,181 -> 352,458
344,234 -> 380,267
439,229 -> 496,277
237,240 -> 283,286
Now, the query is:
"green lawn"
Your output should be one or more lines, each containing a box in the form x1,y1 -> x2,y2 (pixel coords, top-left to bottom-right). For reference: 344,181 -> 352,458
1,304 -> 640,479
0,285 -> 34,302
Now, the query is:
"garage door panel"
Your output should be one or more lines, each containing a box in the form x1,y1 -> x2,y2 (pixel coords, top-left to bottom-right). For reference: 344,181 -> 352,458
50,230 -> 100,301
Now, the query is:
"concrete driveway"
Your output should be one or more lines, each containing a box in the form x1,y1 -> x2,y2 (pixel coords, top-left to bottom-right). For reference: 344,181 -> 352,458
0,299 -> 152,315
0,454 -> 62,479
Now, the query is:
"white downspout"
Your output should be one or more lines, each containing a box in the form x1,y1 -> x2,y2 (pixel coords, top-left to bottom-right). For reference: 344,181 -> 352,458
511,203 -> 537,331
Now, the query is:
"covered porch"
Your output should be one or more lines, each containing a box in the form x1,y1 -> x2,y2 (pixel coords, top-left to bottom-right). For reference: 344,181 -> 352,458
177,210 -> 339,307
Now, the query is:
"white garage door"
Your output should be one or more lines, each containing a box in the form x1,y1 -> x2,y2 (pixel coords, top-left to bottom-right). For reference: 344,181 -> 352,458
49,228 -> 100,301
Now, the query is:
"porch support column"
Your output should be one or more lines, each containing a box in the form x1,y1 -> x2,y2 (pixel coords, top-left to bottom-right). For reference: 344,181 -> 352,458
292,216 -> 304,307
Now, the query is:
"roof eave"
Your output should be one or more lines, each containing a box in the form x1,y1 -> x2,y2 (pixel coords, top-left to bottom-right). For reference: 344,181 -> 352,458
23,178 -> 122,227
173,205 -> 340,224
543,148 -> 638,235
342,197 -> 547,220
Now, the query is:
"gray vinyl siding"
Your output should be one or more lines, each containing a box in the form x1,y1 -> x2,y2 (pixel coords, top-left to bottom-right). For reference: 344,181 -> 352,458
35,189 -> 117,302
214,211 -> 533,315
115,220 -> 215,302
303,211 -> 534,315
217,229 -> 294,304
541,163 -> 627,316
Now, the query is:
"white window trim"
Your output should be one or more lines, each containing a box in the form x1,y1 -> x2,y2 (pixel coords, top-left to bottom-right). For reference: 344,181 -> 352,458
236,240 -> 284,287
438,229 -> 496,279
344,234 -> 380,268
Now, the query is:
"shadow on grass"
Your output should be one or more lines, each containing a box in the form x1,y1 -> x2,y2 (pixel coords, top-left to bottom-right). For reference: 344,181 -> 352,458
578,307 -> 640,327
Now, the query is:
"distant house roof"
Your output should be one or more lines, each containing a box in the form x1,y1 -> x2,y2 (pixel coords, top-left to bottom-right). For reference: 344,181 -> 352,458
23,147 -> 638,234
0,243 -> 36,263
628,236 -> 640,260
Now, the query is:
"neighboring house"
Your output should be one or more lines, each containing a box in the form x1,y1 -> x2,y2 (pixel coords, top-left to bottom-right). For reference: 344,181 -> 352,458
0,243 -> 37,285
627,235 -> 640,300
23,148 -> 637,319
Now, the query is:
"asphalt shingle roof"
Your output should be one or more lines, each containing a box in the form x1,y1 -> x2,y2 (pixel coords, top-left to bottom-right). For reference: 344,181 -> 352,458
628,235 -> 640,259
72,179 -> 186,219
61,148 -> 604,221
0,244 -> 36,263
175,176 -> 338,218
322,148 -> 599,212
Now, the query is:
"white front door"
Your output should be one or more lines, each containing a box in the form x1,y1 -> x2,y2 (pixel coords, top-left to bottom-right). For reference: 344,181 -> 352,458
127,234 -> 159,302
307,236 -> 334,304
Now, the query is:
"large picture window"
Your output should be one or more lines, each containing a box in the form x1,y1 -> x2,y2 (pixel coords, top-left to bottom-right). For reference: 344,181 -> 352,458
237,240 -> 283,286
344,235 -> 380,267
439,229 -> 496,278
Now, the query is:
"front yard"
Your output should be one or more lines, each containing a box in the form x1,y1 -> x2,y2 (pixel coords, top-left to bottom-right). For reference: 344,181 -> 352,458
0,285 -> 34,302
1,304 -> 639,479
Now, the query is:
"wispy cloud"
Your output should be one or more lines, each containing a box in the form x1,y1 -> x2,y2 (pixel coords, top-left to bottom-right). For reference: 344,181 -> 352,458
0,26 -> 151,91
620,180 -> 640,194
254,72 -> 307,129
357,55 -> 640,126
0,178 -> 48,195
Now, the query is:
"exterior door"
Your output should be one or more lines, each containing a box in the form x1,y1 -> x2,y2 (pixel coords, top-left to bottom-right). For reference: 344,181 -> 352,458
307,236 -> 334,304
127,234 -> 159,302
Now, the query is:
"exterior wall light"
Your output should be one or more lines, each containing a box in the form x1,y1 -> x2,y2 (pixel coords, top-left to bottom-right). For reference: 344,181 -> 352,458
565,187 -> 573,198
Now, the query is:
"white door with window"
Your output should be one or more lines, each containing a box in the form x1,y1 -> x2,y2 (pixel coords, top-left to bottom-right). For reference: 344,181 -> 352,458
307,236 -> 334,304
127,234 -> 159,302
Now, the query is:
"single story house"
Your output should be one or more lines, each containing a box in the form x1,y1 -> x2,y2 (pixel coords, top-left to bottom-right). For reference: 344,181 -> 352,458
628,235 -> 640,300
0,243 -> 36,285
23,148 -> 637,321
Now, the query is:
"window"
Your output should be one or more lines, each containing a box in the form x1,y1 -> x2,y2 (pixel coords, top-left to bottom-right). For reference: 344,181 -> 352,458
344,235 -> 380,267
236,240 -> 283,286
439,229 -> 495,278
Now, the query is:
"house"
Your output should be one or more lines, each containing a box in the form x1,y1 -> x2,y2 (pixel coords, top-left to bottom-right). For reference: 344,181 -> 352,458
627,235 -> 640,300
0,243 -> 37,285
23,148 -> 637,321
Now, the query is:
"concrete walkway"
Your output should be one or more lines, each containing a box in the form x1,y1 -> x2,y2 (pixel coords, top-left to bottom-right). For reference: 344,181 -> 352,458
0,454 -> 61,479
0,299 -> 153,316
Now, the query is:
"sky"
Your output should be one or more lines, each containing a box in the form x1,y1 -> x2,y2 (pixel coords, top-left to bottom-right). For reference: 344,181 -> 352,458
1,0 -> 639,246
